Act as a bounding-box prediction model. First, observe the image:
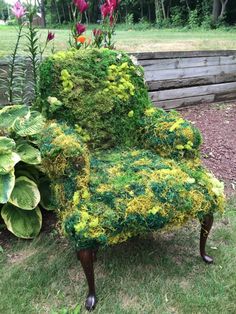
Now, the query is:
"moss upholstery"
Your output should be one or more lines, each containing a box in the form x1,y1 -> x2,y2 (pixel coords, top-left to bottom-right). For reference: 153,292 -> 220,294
38,48 -> 225,251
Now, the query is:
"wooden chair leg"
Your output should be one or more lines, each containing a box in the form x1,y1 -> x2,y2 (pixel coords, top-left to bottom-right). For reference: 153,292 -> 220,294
77,249 -> 97,311
200,214 -> 214,264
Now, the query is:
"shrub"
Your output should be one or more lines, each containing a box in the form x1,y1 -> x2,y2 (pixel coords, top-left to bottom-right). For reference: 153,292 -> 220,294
0,105 -> 54,238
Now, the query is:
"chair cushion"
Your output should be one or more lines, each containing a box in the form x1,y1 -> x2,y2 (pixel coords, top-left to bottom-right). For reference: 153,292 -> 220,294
64,148 -> 224,250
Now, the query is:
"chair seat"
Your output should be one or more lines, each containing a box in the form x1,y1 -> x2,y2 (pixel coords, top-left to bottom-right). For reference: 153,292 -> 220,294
64,148 -> 224,249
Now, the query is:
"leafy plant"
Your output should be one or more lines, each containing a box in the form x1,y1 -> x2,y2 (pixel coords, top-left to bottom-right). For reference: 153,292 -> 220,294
0,104 -> 53,239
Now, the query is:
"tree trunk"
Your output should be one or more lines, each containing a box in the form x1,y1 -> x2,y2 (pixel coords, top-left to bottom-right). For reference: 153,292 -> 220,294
54,0 -> 61,24
68,4 -> 72,22
167,0 -> 172,18
140,0 -> 144,19
37,0 -> 46,27
148,2 -> 151,21
220,0 -> 229,19
61,1 -> 66,22
212,0 -> 221,22
185,0 -> 191,12
161,0 -> 166,19
155,0 -> 162,22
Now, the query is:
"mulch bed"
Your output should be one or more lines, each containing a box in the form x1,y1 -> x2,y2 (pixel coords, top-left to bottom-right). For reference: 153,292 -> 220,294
179,102 -> 236,197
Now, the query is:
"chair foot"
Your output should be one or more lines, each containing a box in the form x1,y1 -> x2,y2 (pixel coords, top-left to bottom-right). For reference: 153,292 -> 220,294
200,214 -> 214,264
77,249 -> 97,311
85,294 -> 97,311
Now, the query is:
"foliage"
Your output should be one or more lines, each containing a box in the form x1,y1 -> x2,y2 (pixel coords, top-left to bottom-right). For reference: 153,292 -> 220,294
0,2 -> 55,105
0,105 -> 53,238
37,48 -> 225,250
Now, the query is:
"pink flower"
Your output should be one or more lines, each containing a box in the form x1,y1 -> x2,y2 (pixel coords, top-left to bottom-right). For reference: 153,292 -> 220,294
47,31 -> 55,42
11,1 -> 25,19
76,23 -> 86,35
74,0 -> 89,13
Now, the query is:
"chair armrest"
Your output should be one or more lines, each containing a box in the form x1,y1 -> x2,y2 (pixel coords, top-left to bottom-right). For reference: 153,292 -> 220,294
38,121 -> 90,216
140,108 -> 202,160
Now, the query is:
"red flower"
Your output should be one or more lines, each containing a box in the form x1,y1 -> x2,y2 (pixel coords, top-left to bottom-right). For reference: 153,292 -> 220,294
101,3 -> 111,18
93,29 -> 103,37
101,0 -> 120,18
76,23 -> 86,35
47,31 -> 55,42
74,0 -> 89,13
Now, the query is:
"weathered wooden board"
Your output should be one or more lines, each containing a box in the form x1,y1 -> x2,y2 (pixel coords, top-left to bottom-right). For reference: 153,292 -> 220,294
149,82 -> 236,102
147,73 -> 236,91
133,50 -> 236,60
144,64 -> 236,82
139,55 -> 236,71
153,94 -> 215,110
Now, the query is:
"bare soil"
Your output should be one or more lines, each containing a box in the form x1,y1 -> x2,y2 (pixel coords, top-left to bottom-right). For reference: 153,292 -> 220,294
180,102 -> 236,196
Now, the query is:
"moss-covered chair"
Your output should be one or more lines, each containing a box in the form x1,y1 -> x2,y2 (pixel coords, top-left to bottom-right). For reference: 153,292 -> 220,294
37,49 -> 224,311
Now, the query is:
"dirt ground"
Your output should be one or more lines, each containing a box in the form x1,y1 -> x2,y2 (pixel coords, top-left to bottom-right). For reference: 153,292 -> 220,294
180,101 -> 236,197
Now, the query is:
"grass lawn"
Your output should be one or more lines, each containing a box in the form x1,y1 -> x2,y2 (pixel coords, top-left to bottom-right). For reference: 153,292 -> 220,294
1,25 -> 236,57
0,197 -> 235,314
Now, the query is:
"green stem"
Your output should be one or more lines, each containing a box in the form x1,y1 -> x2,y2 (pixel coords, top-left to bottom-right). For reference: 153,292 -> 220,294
27,13 -> 39,97
8,23 -> 23,103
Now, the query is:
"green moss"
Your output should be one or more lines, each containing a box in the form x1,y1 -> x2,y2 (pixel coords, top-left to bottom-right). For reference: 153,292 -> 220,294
38,49 -> 151,149
37,48 -> 225,250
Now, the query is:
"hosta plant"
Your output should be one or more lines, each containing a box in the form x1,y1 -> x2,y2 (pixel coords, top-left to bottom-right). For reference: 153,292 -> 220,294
0,104 -> 53,238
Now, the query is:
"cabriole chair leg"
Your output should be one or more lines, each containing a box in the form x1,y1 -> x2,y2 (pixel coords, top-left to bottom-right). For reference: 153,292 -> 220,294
77,249 -> 97,311
200,214 -> 214,264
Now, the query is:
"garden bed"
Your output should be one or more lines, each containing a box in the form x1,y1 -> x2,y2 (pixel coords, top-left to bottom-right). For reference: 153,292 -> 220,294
180,101 -> 236,196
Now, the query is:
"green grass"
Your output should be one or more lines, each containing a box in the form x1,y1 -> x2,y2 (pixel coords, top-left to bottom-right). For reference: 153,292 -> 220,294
1,25 -> 236,57
0,197 -> 235,314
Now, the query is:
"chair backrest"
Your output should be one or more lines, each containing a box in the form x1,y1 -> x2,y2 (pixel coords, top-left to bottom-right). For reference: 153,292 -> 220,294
38,48 -> 153,149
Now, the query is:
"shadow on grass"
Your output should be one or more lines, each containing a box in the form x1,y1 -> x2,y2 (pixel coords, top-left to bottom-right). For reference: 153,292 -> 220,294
0,197 -> 235,314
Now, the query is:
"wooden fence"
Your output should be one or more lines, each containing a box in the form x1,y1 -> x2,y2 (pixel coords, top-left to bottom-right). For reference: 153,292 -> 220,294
1,50 -> 236,109
134,50 -> 236,109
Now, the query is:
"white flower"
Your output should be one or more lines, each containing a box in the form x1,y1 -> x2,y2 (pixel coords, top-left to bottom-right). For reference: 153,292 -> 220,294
130,55 -> 138,65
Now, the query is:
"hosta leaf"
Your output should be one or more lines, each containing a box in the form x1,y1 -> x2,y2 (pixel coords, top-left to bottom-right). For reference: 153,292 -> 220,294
0,137 -> 16,154
16,142 -> 41,165
39,178 -> 55,211
9,176 -> 40,210
13,111 -> 45,136
0,152 -> 21,175
1,204 -> 42,238
0,105 -> 29,129
0,169 -> 15,204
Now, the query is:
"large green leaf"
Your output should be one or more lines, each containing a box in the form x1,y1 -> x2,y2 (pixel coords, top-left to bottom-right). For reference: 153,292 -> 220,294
0,170 -> 15,204
0,137 -> 16,154
13,111 -> 45,136
0,152 -> 21,175
9,176 -> 40,210
0,105 -> 30,129
16,142 -> 41,165
1,203 -> 42,238
39,177 -> 55,211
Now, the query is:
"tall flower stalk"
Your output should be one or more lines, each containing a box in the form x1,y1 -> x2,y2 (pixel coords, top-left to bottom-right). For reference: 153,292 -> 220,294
101,0 -> 120,49
71,0 -> 88,48
7,1 -> 25,103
